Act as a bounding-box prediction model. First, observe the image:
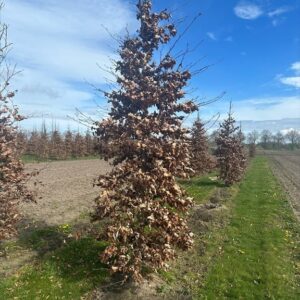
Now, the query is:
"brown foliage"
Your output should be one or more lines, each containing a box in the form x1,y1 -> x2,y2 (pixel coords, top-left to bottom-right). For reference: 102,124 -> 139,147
0,15 -> 35,240
215,108 -> 246,186
190,117 -> 216,175
92,0 -> 197,281
20,128 -> 97,160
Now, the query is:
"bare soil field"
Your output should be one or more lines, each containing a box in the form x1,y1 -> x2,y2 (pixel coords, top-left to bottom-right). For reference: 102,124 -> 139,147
263,150 -> 300,221
23,159 -> 111,225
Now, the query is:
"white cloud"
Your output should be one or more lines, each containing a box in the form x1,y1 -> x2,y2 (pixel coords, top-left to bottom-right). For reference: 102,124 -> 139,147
206,32 -> 217,41
291,61 -> 300,75
234,2 -> 263,20
3,0 -> 136,130
231,96 -> 300,120
279,77 -> 300,89
281,128 -> 300,135
198,96 -> 300,122
268,7 -> 291,17
4,0 -> 136,84
278,62 -> 300,89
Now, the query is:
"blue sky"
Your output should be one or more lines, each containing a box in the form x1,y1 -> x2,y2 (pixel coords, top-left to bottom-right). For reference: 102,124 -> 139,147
2,0 -> 300,132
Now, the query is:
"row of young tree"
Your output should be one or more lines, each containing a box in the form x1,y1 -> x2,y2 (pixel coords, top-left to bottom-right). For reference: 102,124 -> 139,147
247,129 -> 300,150
1,0 -> 247,282
16,127 -> 99,160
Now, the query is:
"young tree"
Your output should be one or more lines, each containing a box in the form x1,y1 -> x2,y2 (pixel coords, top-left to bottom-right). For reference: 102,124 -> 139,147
49,128 -> 64,159
0,8 -> 34,240
64,129 -> 73,158
190,115 -> 215,175
26,130 -> 39,156
85,130 -> 94,156
37,121 -> 49,160
16,130 -> 28,156
92,0 -> 197,281
247,130 -> 259,157
73,131 -> 87,158
215,106 -> 246,186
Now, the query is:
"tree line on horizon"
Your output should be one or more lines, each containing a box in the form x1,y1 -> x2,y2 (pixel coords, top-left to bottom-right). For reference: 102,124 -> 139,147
208,128 -> 300,151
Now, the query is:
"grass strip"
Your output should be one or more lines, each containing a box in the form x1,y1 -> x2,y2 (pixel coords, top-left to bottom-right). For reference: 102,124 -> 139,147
200,156 -> 300,299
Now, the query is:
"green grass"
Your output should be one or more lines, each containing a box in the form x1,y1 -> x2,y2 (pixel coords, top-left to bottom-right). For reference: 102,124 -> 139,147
1,158 -> 299,299
199,156 -> 300,299
0,172 -> 220,299
179,172 -> 223,204
0,233 -> 109,300
22,154 -> 99,164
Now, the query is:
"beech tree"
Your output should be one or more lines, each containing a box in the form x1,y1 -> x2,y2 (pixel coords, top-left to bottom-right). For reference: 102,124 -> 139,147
190,115 -> 215,175
215,106 -> 246,186
0,9 -> 34,240
49,128 -> 64,159
37,122 -> 49,160
73,132 -> 87,158
16,131 -> 27,156
64,129 -> 73,158
92,0 -> 198,281
27,130 -> 39,156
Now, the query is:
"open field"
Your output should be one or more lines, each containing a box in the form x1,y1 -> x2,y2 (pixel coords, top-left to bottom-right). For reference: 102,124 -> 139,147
23,159 -> 111,226
263,150 -> 300,221
0,157 -> 299,299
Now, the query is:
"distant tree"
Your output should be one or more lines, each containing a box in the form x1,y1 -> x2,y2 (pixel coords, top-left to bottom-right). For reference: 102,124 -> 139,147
64,129 -> 73,158
237,122 -> 246,144
92,0 -> 197,281
50,128 -> 64,159
37,122 -> 49,160
16,130 -> 28,156
27,130 -> 39,156
215,106 -> 247,185
260,129 -> 272,149
92,135 -> 100,156
274,131 -> 284,149
190,115 -> 215,175
85,131 -> 94,156
73,132 -> 87,158
208,130 -> 218,150
247,130 -> 259,157
285,130 -> 300,150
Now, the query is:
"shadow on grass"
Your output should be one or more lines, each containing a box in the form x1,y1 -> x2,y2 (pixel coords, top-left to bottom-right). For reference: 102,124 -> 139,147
13,219 -> 110,283
3,220 -> 164,299
178,177 -> 225,189
17,220 -> 69,256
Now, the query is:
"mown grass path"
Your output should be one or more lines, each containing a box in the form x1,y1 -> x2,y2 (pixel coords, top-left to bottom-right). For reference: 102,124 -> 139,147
200,157 -> 300,299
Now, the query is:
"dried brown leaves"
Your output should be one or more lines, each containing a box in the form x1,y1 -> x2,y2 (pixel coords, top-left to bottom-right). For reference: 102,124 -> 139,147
215,110 -> 247,186
190,118 -> 216,175
92,0 -> 197,281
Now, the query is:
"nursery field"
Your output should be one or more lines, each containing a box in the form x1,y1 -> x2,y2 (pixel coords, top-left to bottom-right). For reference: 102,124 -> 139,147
0,156 -> 299,299
22,159 -> 111,225
264,150 -> 300,221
